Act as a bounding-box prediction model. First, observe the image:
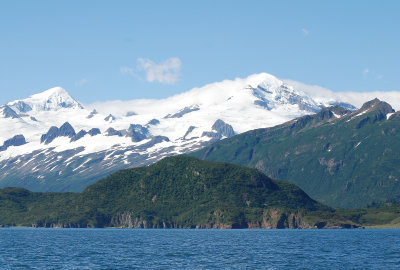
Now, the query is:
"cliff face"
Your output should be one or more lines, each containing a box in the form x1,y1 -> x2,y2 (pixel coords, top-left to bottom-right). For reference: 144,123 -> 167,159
107,209 -> 360,229
0,209 -> 361,229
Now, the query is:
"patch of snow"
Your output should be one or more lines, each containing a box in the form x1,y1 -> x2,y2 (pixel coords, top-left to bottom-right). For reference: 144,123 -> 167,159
356,110 -> 369,117
72,157 -> 93,172
346,110 -> 369,122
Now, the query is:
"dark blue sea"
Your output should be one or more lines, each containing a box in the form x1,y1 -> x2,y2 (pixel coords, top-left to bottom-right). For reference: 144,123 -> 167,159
1,228 -> 399,269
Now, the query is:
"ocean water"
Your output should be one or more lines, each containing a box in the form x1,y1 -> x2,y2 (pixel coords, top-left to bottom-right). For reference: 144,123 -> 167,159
0,228 -> 399,269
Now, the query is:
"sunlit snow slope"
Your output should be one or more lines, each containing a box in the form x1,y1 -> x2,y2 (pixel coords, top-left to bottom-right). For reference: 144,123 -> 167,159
0,73 -> 353,191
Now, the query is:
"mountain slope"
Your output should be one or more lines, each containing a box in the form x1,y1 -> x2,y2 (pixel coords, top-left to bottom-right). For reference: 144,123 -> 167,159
1,156 -> 360,229
0,73 -> 346,191
192,99 -> 400,208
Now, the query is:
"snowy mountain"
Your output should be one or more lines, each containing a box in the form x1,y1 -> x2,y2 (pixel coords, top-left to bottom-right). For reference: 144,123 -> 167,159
8,86 -> 83,112
0,73 -> 356,191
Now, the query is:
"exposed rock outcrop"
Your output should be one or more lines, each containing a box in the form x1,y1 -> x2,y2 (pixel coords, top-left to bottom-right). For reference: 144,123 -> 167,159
9,101 -> 32,113
183,126 -> 196,140
105,127 -> 123,137
88,128 -> 101,136
40,122 -> 76,144
126,124 -> 150,142
106,209 -> 360,229
147,119 -> 160,126
87,109 -> 98,119
71,130 -> 87,142
164,106 -> 200,119
202,119 -> 235,139
2,106 -> 20,119
71,127 -> 102,141
0,135 -> 27,151
104,114 -> 116,121
212,119 -> 235,137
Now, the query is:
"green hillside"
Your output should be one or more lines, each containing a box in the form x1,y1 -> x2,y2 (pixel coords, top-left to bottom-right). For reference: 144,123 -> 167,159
0,156 -> 351,229
192,99 -> 400,208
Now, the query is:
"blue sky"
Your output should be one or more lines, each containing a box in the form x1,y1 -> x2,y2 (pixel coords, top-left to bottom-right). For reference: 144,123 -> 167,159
0,0 -> 399,104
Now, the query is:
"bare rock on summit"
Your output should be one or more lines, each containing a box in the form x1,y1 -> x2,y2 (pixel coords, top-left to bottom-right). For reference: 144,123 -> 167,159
104,114 -> 116,121
202,120 -> 235,140
88,128 -> 101,136
212,119 -> 235,138
126,124 -> 150,142
71,130 -> 88,142
0,134 -> 27,151
59,122 -> 76,137
40,122 -> 76,144
71,128 -> 102,141
147,119 -> 160,126
105,127 -> 123,137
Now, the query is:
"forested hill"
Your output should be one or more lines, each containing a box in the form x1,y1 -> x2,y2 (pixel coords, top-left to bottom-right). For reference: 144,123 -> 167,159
0,156 -> 342,229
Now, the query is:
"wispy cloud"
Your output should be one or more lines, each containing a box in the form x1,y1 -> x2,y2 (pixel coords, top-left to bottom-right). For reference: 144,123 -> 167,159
137,57 -> 181,84
363,69 -> 385,81
120,66 -> 135,76
301,28 -> 310,36
283,79 -> 400,110
75,78 -> 89,86
121,57 -> 181,84
86,74 -> 400,116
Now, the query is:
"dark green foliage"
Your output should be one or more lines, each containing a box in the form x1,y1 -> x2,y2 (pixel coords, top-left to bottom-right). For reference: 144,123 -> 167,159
0,187 -> 82,227
80,156 -> 328,227
2,156 -> 399,228
0,156 -> 328,228
192,100 -> 400,208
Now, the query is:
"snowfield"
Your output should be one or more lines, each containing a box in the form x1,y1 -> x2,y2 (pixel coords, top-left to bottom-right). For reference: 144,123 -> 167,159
0,72 -> 358,191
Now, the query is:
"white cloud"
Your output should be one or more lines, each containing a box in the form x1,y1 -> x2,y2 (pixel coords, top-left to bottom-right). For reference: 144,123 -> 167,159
121,57 -> 181,84
137,57 -> 181,84
283,79 -> 400,110
75,78 -> 89,86
302,28 -> 310,36
86,73 -> 400,117
363,68 -> 370,76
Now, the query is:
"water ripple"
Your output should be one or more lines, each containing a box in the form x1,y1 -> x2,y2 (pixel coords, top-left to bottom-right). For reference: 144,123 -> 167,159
0,228 -> 399,269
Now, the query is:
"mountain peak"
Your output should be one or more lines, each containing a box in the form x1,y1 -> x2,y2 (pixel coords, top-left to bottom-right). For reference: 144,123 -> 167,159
244,73 -> 320,112
30,86 -> 69,98
245,72 -> 282,88
359,98 -> 394,114
8,87 -> 83,112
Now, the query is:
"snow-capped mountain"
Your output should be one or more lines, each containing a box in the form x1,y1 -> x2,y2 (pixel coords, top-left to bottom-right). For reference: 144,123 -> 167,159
8,86 -> 83,112
0,73 -> 355,191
